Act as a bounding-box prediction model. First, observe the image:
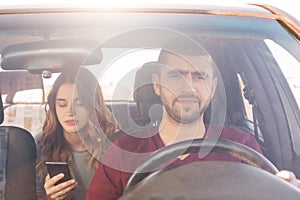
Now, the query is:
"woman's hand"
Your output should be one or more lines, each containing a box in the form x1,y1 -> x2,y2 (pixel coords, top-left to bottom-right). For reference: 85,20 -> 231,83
276,170 -> 300,189
44,173 -> 78,200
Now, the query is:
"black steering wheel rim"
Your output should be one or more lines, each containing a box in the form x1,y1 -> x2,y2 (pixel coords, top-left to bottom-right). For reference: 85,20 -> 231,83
125,138 -> 278,190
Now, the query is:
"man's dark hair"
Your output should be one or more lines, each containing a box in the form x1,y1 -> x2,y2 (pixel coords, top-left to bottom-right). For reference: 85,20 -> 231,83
156,36 -> 217,78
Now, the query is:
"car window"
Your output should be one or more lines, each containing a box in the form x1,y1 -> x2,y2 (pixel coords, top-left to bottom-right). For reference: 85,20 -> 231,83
0,6 -> 300,198
88,48 -> 160,101
265,39 -> 300,154
266,40 -> 300,105
1,12 -> 299,144
0,72 -> 60,136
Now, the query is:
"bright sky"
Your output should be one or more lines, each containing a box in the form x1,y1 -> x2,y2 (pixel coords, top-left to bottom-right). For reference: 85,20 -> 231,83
0,0 -> 299,21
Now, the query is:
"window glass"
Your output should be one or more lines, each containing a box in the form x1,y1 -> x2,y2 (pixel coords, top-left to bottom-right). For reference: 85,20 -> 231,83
265,39 -> 300,154
266,39 -> 300,107
88,48 -> 160,101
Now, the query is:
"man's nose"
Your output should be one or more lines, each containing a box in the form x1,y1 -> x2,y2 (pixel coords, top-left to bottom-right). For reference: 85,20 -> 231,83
181,74 -> 196,92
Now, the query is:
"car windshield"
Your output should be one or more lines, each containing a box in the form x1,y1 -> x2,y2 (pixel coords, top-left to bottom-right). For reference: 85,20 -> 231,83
2,11 -> 299,127
0,5 -> 300,199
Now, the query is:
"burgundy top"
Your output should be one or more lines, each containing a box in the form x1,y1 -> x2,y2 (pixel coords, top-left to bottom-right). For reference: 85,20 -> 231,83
86,125 -> 262,200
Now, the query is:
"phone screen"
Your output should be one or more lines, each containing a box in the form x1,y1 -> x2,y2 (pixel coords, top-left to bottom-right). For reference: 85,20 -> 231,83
46,162 -> 72,185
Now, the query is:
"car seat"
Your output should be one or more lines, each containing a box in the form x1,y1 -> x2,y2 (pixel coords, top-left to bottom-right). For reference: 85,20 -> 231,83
133,62 -> 162,127
0,93 -> 37,200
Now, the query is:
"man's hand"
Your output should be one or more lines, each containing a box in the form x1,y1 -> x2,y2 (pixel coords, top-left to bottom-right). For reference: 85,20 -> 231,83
276,170 -> 300,189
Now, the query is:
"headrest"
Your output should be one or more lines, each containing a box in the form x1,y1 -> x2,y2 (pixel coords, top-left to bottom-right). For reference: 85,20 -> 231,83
133,62 -> 162,125
0,92 -> 4,124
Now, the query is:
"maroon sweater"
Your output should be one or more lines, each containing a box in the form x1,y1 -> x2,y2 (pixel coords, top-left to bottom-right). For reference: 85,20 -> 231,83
87,125 -> 262,200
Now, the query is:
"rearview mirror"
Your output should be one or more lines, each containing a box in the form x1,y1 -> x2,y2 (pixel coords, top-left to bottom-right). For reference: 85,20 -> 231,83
0,39 -> 102,73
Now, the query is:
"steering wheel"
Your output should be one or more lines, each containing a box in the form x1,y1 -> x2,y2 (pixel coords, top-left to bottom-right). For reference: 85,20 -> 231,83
125,138 -> 278,190
119,139 -> 300,200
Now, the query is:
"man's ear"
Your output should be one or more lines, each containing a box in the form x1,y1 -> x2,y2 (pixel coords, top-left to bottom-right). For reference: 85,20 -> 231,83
210,77 -> 218,99
152,73 -> 161,96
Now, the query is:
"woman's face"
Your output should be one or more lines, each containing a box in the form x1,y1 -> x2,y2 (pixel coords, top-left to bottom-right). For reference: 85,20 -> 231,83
55,83 -> 89,135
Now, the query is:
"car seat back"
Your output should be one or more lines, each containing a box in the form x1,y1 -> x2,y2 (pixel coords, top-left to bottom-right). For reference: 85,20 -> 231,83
0,94 -> 37,200
133,62 -> 162,127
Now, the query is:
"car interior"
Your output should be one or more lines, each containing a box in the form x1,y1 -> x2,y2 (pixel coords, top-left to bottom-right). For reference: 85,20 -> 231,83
0,90 -> 37,199
0,40 -> 297,155
0,7 -> 300,199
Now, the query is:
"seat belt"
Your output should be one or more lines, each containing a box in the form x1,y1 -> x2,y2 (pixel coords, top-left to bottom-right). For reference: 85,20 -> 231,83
241,74 -> 260,145
0,127 -> 8,200
251,99 -> 260,146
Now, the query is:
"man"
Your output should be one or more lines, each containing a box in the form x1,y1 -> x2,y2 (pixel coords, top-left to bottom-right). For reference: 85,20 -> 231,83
87,39 -> 300,200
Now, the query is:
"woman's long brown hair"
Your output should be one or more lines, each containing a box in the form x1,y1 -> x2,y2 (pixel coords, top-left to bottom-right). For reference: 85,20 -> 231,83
36,67 -> 118,176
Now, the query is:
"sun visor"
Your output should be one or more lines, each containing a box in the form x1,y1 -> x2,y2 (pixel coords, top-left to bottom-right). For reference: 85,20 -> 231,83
1,39 -> 102,73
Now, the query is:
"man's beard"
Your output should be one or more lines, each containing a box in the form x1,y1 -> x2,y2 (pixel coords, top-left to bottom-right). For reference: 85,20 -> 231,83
161,93 -> 206,124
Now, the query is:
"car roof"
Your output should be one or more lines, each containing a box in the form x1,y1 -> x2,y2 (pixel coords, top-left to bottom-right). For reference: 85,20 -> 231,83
0,1 -> 298,74
0,2 -> 297,51
0,1 -> 298,31
0,1 -> 272,14
0,0 -> 272,16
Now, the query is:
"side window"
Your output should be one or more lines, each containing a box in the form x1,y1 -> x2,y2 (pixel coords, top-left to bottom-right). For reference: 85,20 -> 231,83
84,48 -> 160,132
0,72 -> 60,137
89,48 -> 160,101
265,40 -> 300,107
3,104 -> 45,137
265,39 -> 300,154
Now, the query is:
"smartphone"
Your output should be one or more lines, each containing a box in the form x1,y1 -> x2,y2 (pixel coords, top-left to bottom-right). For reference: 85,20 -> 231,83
46,161 -> 72,185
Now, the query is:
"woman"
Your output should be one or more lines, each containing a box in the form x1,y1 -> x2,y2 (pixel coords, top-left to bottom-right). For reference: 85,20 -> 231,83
36,67 -> 118,200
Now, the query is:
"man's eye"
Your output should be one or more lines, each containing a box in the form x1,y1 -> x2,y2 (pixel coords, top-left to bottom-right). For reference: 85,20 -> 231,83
169,71 -> 182,78
193,73 -> 207,80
